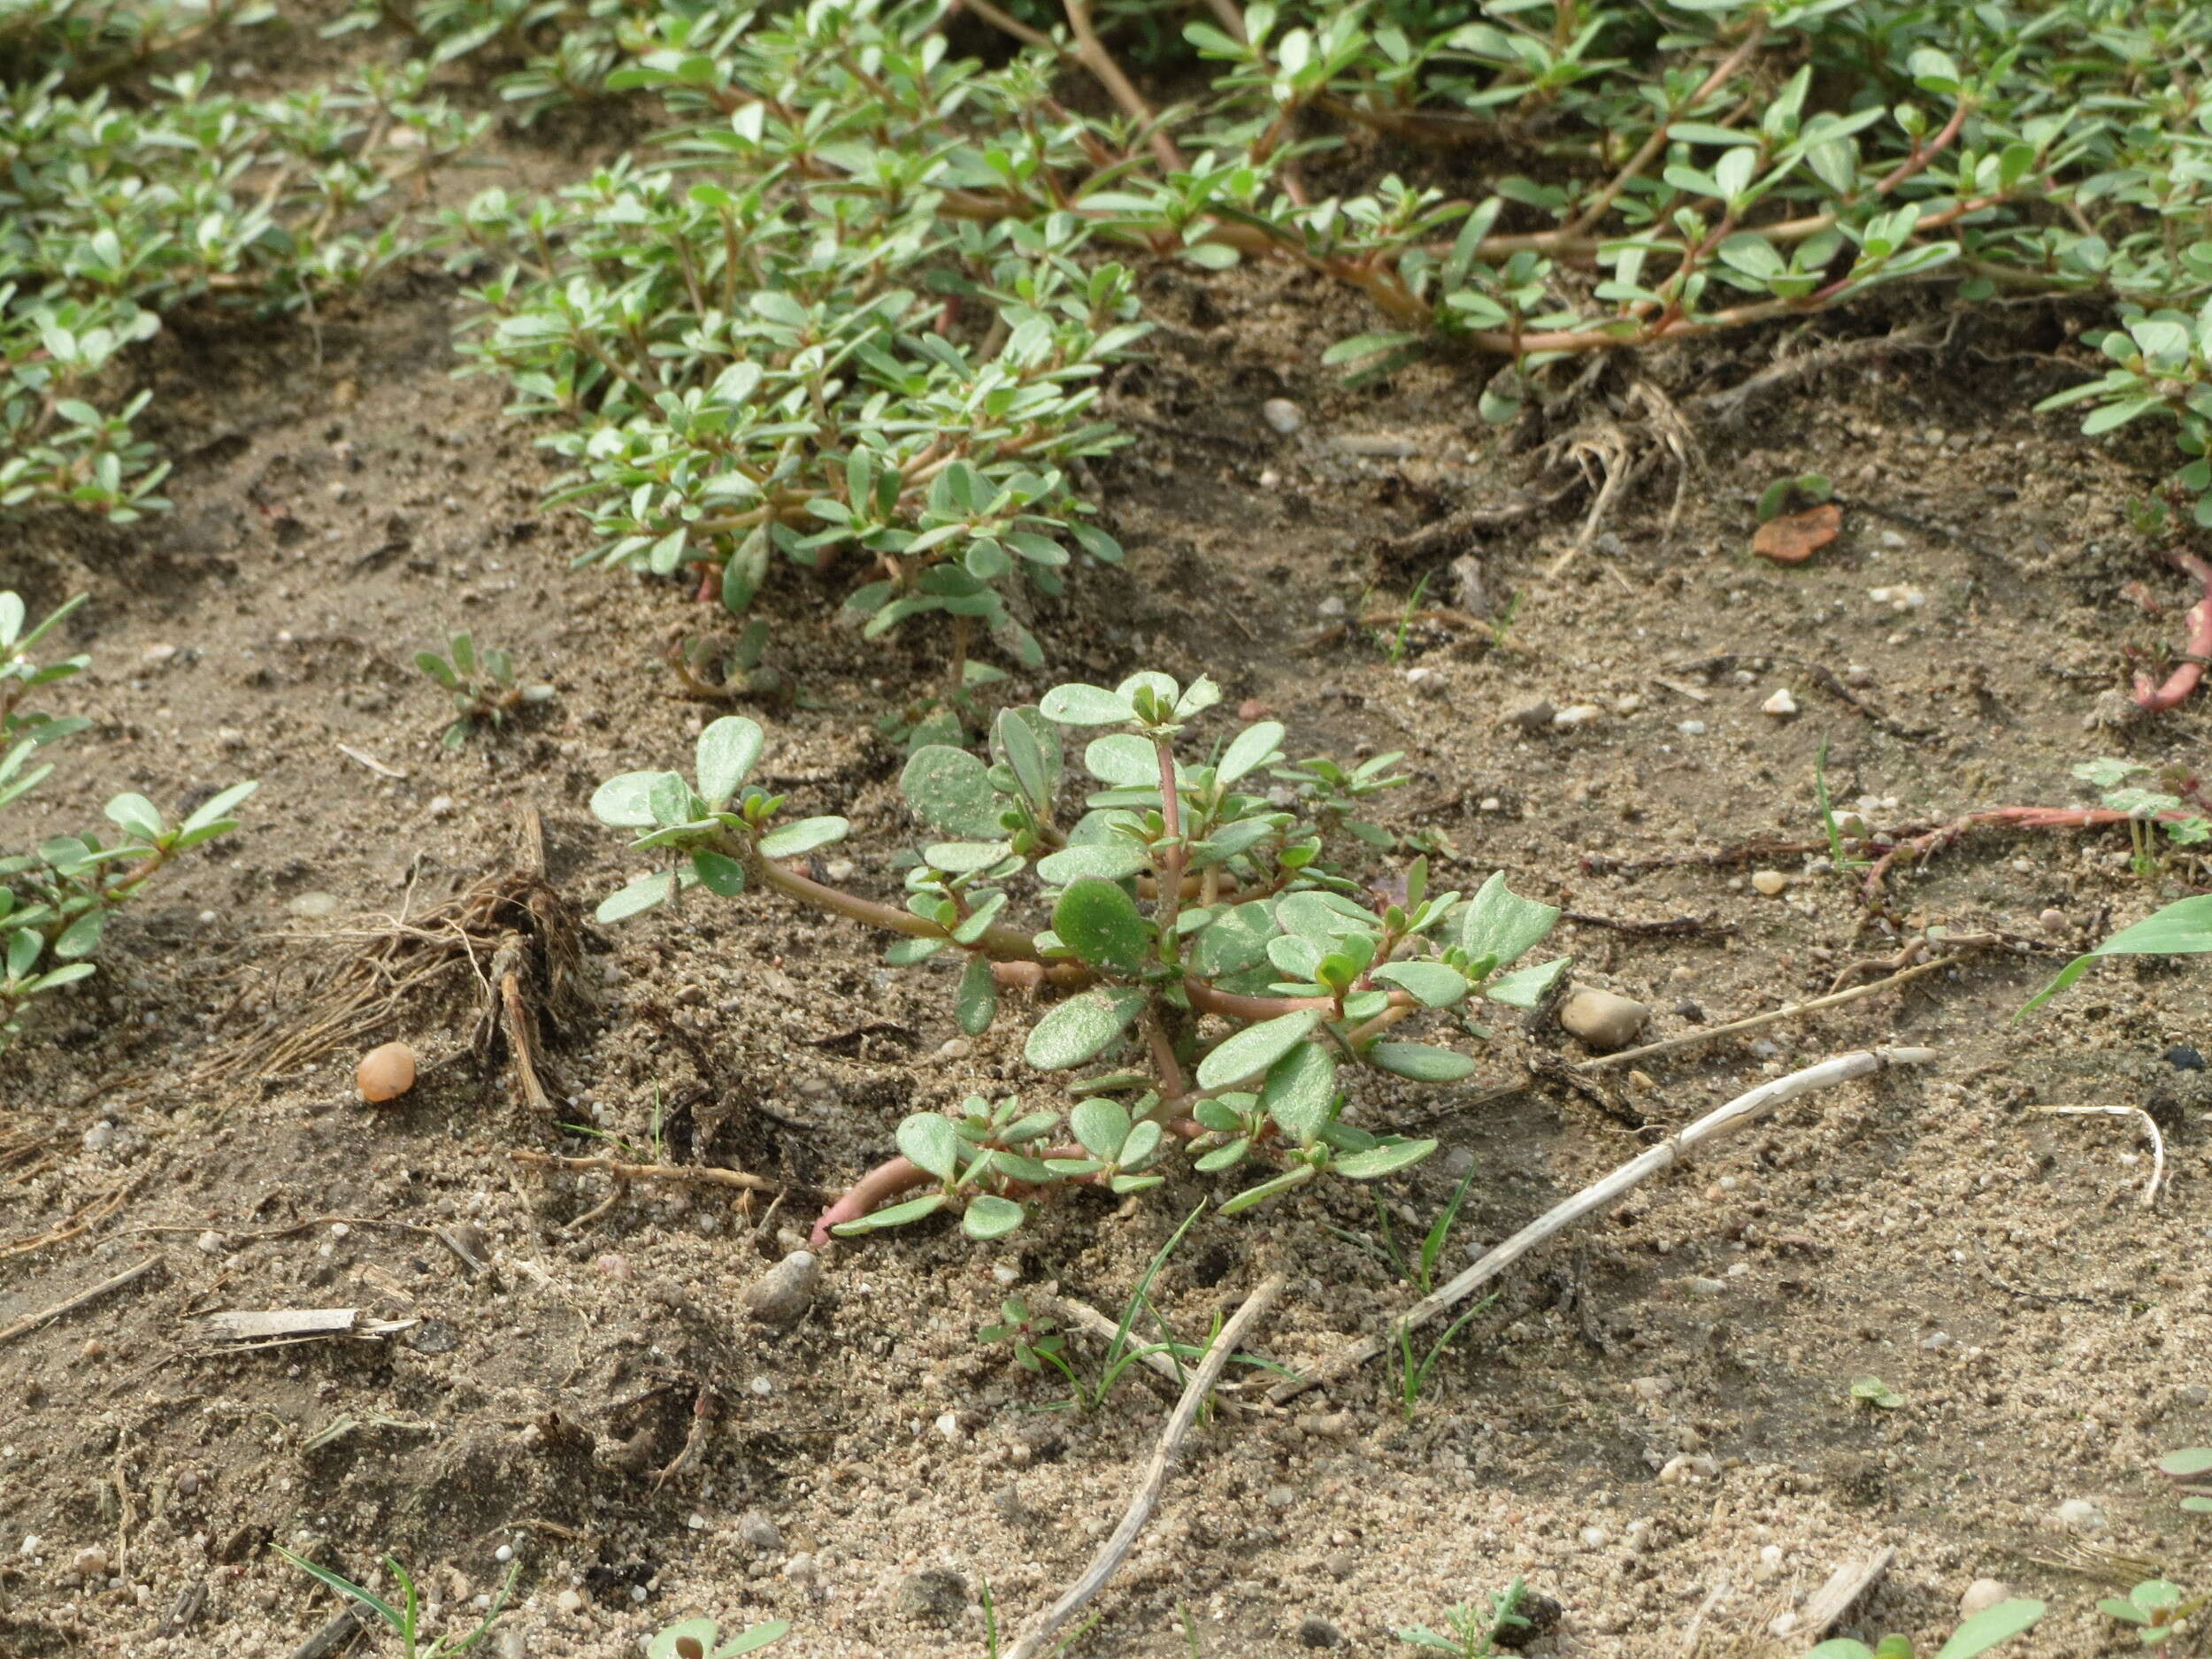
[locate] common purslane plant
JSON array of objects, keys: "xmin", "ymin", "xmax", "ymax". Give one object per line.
[
  {"xmin": 441, "ymin": 2, "xmax": 1141, "ymax": 679},
  {"xmin": 1, "ymin": 24, "xmax": 485, "ymax": 523},
  {"xmin": 588, "ymin": 670, "xmax": 1566, "ymax": 1241},
  {"xmin": 414, "ymin": 631, "xmax": 555, "ymax": 750},
  {"xmin": 2, "ymin": 589, "xmax": 255, "ymax": 1059},
  {"xmin": 1803, "ymin": 1596, "xmax": 2045, "ymax": 1659}
]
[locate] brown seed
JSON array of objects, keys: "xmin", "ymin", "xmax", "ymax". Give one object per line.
[{"xmin": 357, "ymin": 1041, "xmax": 418, "ymax": 1103}]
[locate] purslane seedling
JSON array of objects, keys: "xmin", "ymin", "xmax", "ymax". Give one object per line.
[
  {"xmin": 1805, "ymin": 1597, "xmax": 2046, "ymax": 1659},
  {"xmin": 414, "ymin": 632, "xmax": 555, "ymax": 749},
  {"xmin": 589, "ymin": 671, "xmax": 1567, "ymax": 1242},
  {"xmin": 3, "ymin": 590, "xmax": 256, "ymax": 1062}
]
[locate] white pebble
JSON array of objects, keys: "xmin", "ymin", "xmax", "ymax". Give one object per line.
[
  {"xmin": 2055, "ymin": 1498, "xmax": 2107, "ymax": 1532},
  {"xmin": 495, "ymin": 1544, "xmax": 513, "ymax": 1563},
  {"xmin": 1677, "ymin": 719, "xmax": 1707, "ymax": 736},
  {"xmin": 1551, "ymin": 703, "xmax": 1603, "ymax": 730},
  {"xmin": 1760, "ymin": 688, "xmax": 1798, "ymax": 718},
  {"xmin": 1261, "ymin": 398, "xmax": 1304, "ymax": 435}
]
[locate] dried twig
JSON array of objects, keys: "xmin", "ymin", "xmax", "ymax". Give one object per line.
[
  {"xmin": 2035, "ymin": 1104, "xmax": 2166, "ymax": 1208},
  {"xmin": 1267, "ymin": 1048, "xmax": 1936, "ymax": 1403},
  {"xmin": 1578, "ymin": 951, "xmax": 1968, "ymax": 1072},
  {"xmin": 1792, "ymin": 1548, "xmax": 1896, "ymax": 1649},
  {"xmin": 509, "ymin": 1148, "xmax": 777, "ymax": 1194},
  {"xmin": 0, "ymin": 1254, "xmax": 162, "ymax": 1346},
  {"xmin": 1005, "ymin": 1273, "xmax": 1286, "ymax": 1659}
]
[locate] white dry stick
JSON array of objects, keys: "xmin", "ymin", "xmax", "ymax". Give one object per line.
[
  {"xmin": 1268, "ymin": 1048, "xmax": 1938, "ymax": 1405},
  {"xmin": 1004, "ymin": 1272, "xmax": 1286, "ymax": 1659},
  {"xmin": 2035, "ymin": 1105, "xmax": 2165, "ymax": 1208}
]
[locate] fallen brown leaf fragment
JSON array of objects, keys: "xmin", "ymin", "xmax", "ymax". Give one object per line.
[{"xmin": 1751, "ymin": 501, "xmax": 1843, "ymax": 565}]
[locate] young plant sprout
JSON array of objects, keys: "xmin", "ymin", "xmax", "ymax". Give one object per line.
[
  {"xmin": 3, "ymin": 590, "xmax": 256, "ymax": 1061},
  {"xmin": 590, "ymin": 671, "xmax": 1566, "ymax": 1243},
  {"xmin": 414, "ymin": 632, "xmax": 555, "ymax": 749},
  {"xmin": 1804, "ymin": 1596, "xmax": 2045, "ymax": 1659},
  {"xmin": 648, "ymin": 1616, "xmax": 792, "ymax": 1659}
]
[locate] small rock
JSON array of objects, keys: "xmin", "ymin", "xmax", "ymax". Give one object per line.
[
  {"xmin": 2054, "ymin": 1498, "xmax": 2107, "ymax": 1532},
  {"xmin": 823, "ymin": 857, "xmax": 856, "ymax": 883},
  {"xmin": 195, "ymin": 1230, "xmax": 227, "ymax": 1256},
  {"xmin": 1630, "ymin": 1374, "xmax": 1674, "ymax": 1402},
  {"xmin": 1296, "ymin": 1616, "xmax": 1343, "ymax": 1648},
  {"xmin": 1657, "ymin": 1454, "xmax": 1718, "ymax": 1483},
  {"xmin": 1959, "ymin": 1578, "xmax": 2013, "ymax": 1619},
  {"xmin": 81, "ymin": 1122, "xmax": 114, "ymax": 1153},
  {"xmin": 2164, "ymin": 1044, "xmax": 2205, "ymax": 1072},
  {"xmin": 1750, "ymin": 870, "xmax": 1789, "ymax": 897},
  {"xmin": 1403, "ymin": 666, "xmax": 1447, "ymax": 698},
  {"xmin": 1450, "ymin": 554, "xmax": 1486, "ymax": 617},
  {"xmin": 426, "ymin": 795, "xmax": 455, "ymax": 818},
  {"xmin": 1578, "ymin": 1526, "xmax": 1610, "ymax": 1549},
  {"xmin": 1869, "ymin": 584, "xmax": 1926, "ymax": 611},
  {"xmin": 357, "ymin": 1041, "xmax": 418, "ymax": 1103},
  {"xmin": 937, "ymin": 1038, "xmax": 972, "ymax": 1061},
  {"xmin": 895, "ymin": 1568, "xmax": 967, "ymax": 1624},
  {"xmin": 216, "ymin": 726, "xmax": 248, "ymax": 749},
  {"xmin": 739, "ymin": 1510, "xmax": 783, "ymax": 1553},
  {"xmin": 1261, "ymin": 398, "xmax": 1304, "ymax": 436},
  {"xmin": 781, "ymin": 1553, "xmax": 818, "ymax": 1583},
  {"xmin": 1317, "ymin": 595, "xmax": 1348, "ymax": 619},
  {"xmin": 1503, "ymin": 699, "xmax": 1555, "ymax": 733},
  {"xmin": 1295, "ymin": 1411, "xmax": 1356, "ymax": 1440},
  {"xmin": 1684, "ymin": 1276, "xmax": 1727, "ymax": 1298},
  {"xmin": 1552, "ymin": 703, "xmax": 1603, "ymax": 730},
  {"xmin": 1263, "ymin": 1485, "xmax": 1296, "ymax": 1509},
  {"xmin": 934, "ymin": 1410, "xmax": 964, "ymax": 1444},
  {"xmin": 286, "ymin": 891, "xmax": 342, "ymax": 919},
  {"xmin": 1760, "ymin": 688, "xmax": 1799, "ymax": 718},
  {"xmin": 592, "ymin": 1253, "xmax": 632, "ymax": 1281},
  {"xmin": 555, "ymin": 1588, "xmax": 585, "ymax": 1615},
  {"xmin": 1677, "ymin": 719, "xmax": 1708, "ymax": 736},
  {"xmin": 70, "ymin": 1546, "xmax": 109, "ymax": 1578},
  {"xmin": 741, "ymin": 1249, "xmax": 820, "ymax": 1328},
  {"xmin": 2039, "ymin": 908, "xmax": 2068, "ymax": 934},
  {"xmin": 1559, "ymin": 987, "xmax": 1651, "ymax": 1052},
  {"xmin": 142, "ymin": 644, "xmax": 180, "ymax": 667},
  {"xmin": 1440, "ymin": 1147, "xmax": 1475, "ymax": 1177}
]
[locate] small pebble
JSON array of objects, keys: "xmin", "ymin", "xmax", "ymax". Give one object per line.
[
  {"xmin": 1959, "ymin": 1579, "xmax": 2013, "ymax": 1618},
  {"xmin": 1750, "ymin": 870, "xmax": 1789, "ymax": 896},
  {"xmin": 1261, "ymin": 398, "xmax": 1304, "ymax": 436},
  {"xmin": 2164, "ymin": 1044, "xmax": 2205, "ymax": 1072},
  {"xmin": 141, "ymin": 644, "xmax": 179, "ymax": 667},
  {"xmin": 286, "ymin": 891, "xmax": 342, "ymax": 919},
  {"xmin": 81, "ymin": 1122, "xmax": 114, "ymax": 1152},
  {"xmin": 70, "ymin": 1546, "xmax": 108, "ymax": 1577},
  {"xmin": 1403, "ymin": 666, "xmax": 1446, "ymax": 698},
  {"xmin": 2039, "ymin": 908, "xmax": 2068, "ymax": 934},
  {"xmin": 426, "ymin": 795, "xmax": 455, "ymax": 818},
  {"xmin": 1296, "ymin": 1616, "xmax": 1343, "ymax": 1648},
  {"xmin": 937, "ymin": 1038, "xmax": 972, "ymax": 1061},
  {"xmin": 1760, "ymin": 688, "xmax": 1798, "ymax": 718},
  {"xmin": 1317, "ymin": 596, "xmax": 1348, "ymax": 619},
  {"xmin": 1677, "ymin": 719, "xmax": 1708, "ymax": 736},
  {"xmin": 1578, "ymin": 1526, "xmax": 1609, "ymax": 1550},
  {"xmin": 1657, "ymin": 1454, "xmax": 1717, "ymax": 1483},
  {"xmin": 741, "ymin": 1249, "xmax": 820, "ymax": 1328},
  {"xmin": 1684, "ymin": 1276, "xmax": 1727, "ymax": 1298},
  {"xmin": 1558, "ymin": 987, "xmax": 1651, "ymax": 1052},
  {"xmin": 2054, "ymin": 1497, "xmax": 2107, "ymax": 1532},
  {"xmin": 195, "ymin": 1230, "xmax": 227, "ymax": 1256},
  {"xmin": 1503, "ymin": 699, "xmax": 1555, "ymax": 733},
  {"xmin": 555, "ymin": 1588, "xmax": 585, "ymax": 1615},
  {"xmin": 739, "ymin": 1511, "xmax": 783, "ymax": 1552},
  {"xmin": 782, "ymin": 1553, "xmax": 818, "ymax": 1583},
  {"xmin": 495, "ymin": 1544, "xmax": 513, "ymax": 1563},
  {"xmin": 357, "ymin": 1041, "xmax": 418, "ymax": 1103},
  {"xmin": 1551, "ymin": 703, "xmax": 1603, "ymax": 730}
]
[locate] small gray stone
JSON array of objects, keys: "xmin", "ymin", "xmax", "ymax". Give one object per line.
[
  {"xmin": 1551, "ymin": 703, "xmax": 1603, "ymax": 730},
  {"xmin": 741, "ymin": 1250, "xmax": 819, "ymax": 1327},
  {"xmin": 286, "ymin": 891, "xmax": 342, "ymax": 919},
  {"xmin": 896, "ymin": 1568, "xmax": 968, "ymax": 1624},
  {"xmin": 1297, "ymin": 1616, "xmax": 1343, "ymax": 1648},
  {"xmin": 1503, "ymin": 699, "xmax": 1555, "ymax": 733},
  {"xmin": 1261, "ymin": 398, "xmax": 1304, "ymax": 436},
  {"xmin": 738, "ymin": 1509, "xmax": 782, "ymax": 1552},
  {"xmin": 1450, "ymin": 553, "xmax": 1487, "ymax": 617},
  {"xmin": 1558, "ymin": 987, "xmax": 1651, "ymax": 1053},
  {"xmin": 1959, "ymin": 1578, "xmax": 2013, "ymax": 1619}
]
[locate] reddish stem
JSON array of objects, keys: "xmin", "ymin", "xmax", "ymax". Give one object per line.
[
  {"xmin": 1860, "ymin": 804, "xmax": 2200, "ymax": 898},
  {"xmin": 2134, "ymin": 551, "xmax": 2212, "ymax": 713}
]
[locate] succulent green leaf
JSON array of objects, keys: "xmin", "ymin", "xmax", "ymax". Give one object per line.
[
  {"xmin": 896, "ymin": 1114, "xmax": 962, "ymax": 1184},
  {"xmin": 1932, "ymin": 1599, "xmax": 2046, "ymax": 1659},
  {"xmin": 1053, "ymin": 878, "xmax": 1151, "ymax": 972},
  {"xmin": 757, "ymin": 817, "xmax": 849, "ymax": 859},
  {"xmin": 956, "ymin": 953, "xmax": 997, "ymax": 1034},
  {"xmin": 829, "ymin": 1193, "xmax": 948, "ymax": 1235},
  {"xmin": 1483, "ymin": 956, "xmax": 1570, "ymax": 1008},
  {"xmin": 1371, "ymin": 962, "xmax": 1470, "ymax": 1008},
  {"xmin": 2022, "ymin": 895, "xmax": 2212, "ymax": 1015},
  {"xmin": 1188, "ymin": 902, "xmax": 1275, "ymax": 978},
  {"xmin": 1367, "ymin": 1042, "xmax": 1476, "ymax": 1081},
  {"xmin": 1040, "ymin": 683, "xmax": 1136, "ymax": 726},
  {"xmin": 696, "ymin": 717, "xmax": 764, "ymax": 807},
  {"xmin": 103, "ymin": 794, "xmax": 165, "ymax": 841},
  {"xmin": 1070, "ymin": 1096, "xmax": 1130, "ymax": 1160},
  {"xmin": 1036, "ymin": 841, "xmax": 1150, "ymax": 885},
  {"xmin": 962, "ymin": 1194, "xmax": 1026, "ymax": 1240},
  {"xmin": 1217, "ymin": 721, "xmax": 1285, "ymax": 785},
  {"xmin": 1196, "ymin": 1009, "xmax": 1321, "ymax": 1090},
  {"xmin": 901, "ymin": 745, "xmax": 1004, "ymax": 839},
  {"xmin": 692, "ymin": 850, "xmax": 747, "ymax": 896},
  {"xmin": 1332, "ymin": 1140, "xmax": 1436, "ymax": 1179},
  {"xmin": 1258, "ymin": 1041, "xmax": 1335, "ymax": 1144},
  {"xmin": 593, "ymin": 771, "xmax": 683, "ymax": 829},
  {"xmin": 1024, "ymin": 987, "xmax": 1148, "ymax": 1069},
  {"xmin": 179, "ymin": 781, "xmax": 257, "ymax": 835},
  {"xmin": 1458, "ymin": 872, "xmax": 1560, "ymax": 968}
]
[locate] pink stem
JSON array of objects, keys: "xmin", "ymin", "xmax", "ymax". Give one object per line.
[{"xmin": 2134, "ymin": 551, "xmax": 2212, "ymax": 713}]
